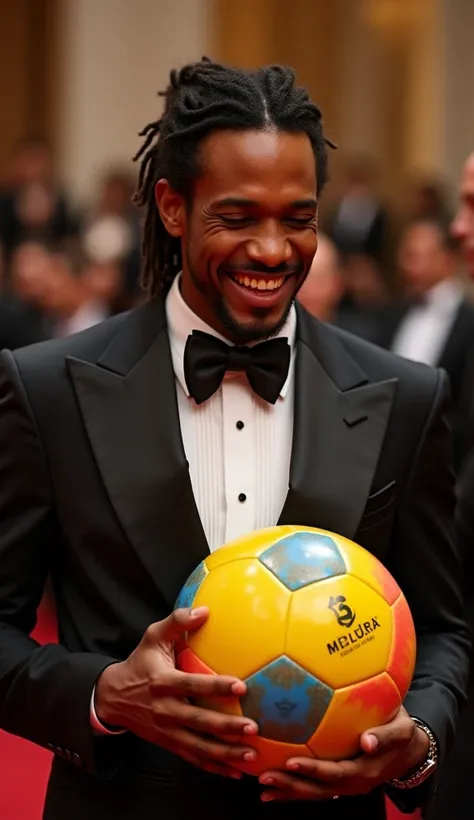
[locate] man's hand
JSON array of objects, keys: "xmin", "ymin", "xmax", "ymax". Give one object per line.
[
  {"xmin": 95, "ymin": 606, "xmax": 258, "ymax": 779},
  {"xmin": 258, "ymin": 706, "xmax": 430, "ymax": 802}
]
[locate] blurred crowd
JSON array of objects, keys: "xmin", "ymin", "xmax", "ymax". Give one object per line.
[
  {"xmin": 0, "ymin": 137, "xmax": 142, "ymax": 352},
  {"xmin": 1, "ymin": 139, "xmax": 474, "ymax": 472}
]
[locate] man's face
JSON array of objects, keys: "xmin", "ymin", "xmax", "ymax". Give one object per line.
[
  {"xmin": 452, "ymin": 154, "xmax": 474, "ymax": 276},
  {"xmin": 156, "ymin": 129, "xmax": 318, "ymax": 343}
]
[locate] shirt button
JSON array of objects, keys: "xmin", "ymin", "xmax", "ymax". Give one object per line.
[
  {"xmin": 236, "ymin": 420, "xmax": 244, "ymax": 430},
  {"xmin": 238, "ymin": 493, "xmax": 247, "ymax": 503}
]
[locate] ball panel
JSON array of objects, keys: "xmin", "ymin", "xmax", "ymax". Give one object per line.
[
  {"xmin": 205, "ymin": 526, "xmax": 301, "ymax": 572},
  {"xmin": 307, "ymin": 672, "xmax": 401, "ymax": 760},
  {"xmin": 188, "ymin": 559, "xmax": 290, "ymax": 678},
  {"xmin": 387, "ymin": 594, "xmax": 417, "ymax": 698},
  {"xmin": 176, "ymin": 647, "xmax": 243, "ymax": 717},
  {"xmin": 259, "ymin": 531, "xmax": 346, "ymax": 592},
  {"xmin": 336, "ymin": 536, "xmax": 400, "ymax": 605},
  {"xmin": 235, "ymin": 736, "xmax": 313, "ymax": 777},
  {"xmin": 174, "ymin": 560, "xmax": 208, "ymax": 610},
  {"xmin": 286, "ymin": 574, "xmax": 393, "ymax": 689},
  {"xmin": 241, "ymin": 656, "xmax": 333, "ymax": 744}
]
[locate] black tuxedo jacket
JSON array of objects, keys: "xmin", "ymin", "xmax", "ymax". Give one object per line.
[
  {"xmin": 0, "ymin": 298, "xmax": 469, "ymax": 820},
  {"xmin": 377, "ymin": 298, "xmax": 474, "ymax": 469}
]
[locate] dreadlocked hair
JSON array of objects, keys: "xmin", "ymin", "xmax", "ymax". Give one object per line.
[{"xmin": 133, "ymin": 57, "xmax": 335, "ymax": 297}]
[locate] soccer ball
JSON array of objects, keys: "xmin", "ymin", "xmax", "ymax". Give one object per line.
[{"xmin": 175, "ymin": 525, "xmax": 416, "ymax": 776}]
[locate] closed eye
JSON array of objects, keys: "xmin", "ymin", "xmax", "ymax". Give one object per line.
[{"xmin": 220, "ymin": 215, "xmax": 252, "ymax": 226}]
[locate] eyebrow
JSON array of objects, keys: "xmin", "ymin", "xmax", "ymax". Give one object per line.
[{"xmin": 212, "ymin": 196, "xmax": 318, "ymax": 209}]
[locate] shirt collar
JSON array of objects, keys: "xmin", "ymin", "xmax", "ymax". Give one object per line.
[
  {"xmin": 165, "ymin": 274, "xmax": 296, "ymax": 399},
  {"xmin": 424, "ymin": 278, "xmax": 464, "ymax": 312}
]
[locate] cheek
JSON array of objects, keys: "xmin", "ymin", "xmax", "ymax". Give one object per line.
[{"xmin": 294, "ymin": 231, "xmax": 318, "ymax": 261}]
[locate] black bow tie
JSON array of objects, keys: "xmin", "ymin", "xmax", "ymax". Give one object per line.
[{"xmin": 183, "ymin": 330, "xmax": 291, "ymax": 405}]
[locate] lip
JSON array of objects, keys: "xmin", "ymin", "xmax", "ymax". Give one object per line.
[{"xmin": 224, "ymin": 271, "xmax": 296, "ymax": 309}]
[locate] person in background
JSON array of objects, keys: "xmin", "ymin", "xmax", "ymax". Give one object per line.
[
  {"xmin": 41, "ymin": 250, "xmax": 114, "ymax": 337},
  {"xmin": 427, "ymin": 150, "xmax": 474, "ymax": 820},
  {"xmin": 0, "ymin": 240, "xmax": 52, "ymax": 350},
  {"xmin": 82, "ymin": 168, "xmax": 141, "ymax": 309},
  {"xmin": 325, "ymin": 156, "xmax": 389, "ymax": 265},
  {"xmin": 297, "ymin": 232, "xmax": 343, "ymax": 321},
  {"xmin": 380, "ymin": 219, "xmax": 474, "ymax": 469},
  {"xmin": 0, "ymin": 137, "xmax": 80, "ymax": 267}
]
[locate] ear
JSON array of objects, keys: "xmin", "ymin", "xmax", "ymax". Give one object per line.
[{"xmin": 155, "ymin": 179, "xmax": 186, "ymax": 237}]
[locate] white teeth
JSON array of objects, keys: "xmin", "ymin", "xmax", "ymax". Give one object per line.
[{"xmin": 233, "ymin": 274, "xmax": 284, "ymax": 291}]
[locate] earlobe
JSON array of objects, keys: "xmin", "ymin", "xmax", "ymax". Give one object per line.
[{"xmin": 154, "ymin": 179, "xmax": 184, "ymax": 237}]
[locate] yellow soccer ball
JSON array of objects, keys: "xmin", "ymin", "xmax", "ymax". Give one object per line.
[{"xmin": 175, "ymin": 526, "xmax": 416, "ymax": 776}]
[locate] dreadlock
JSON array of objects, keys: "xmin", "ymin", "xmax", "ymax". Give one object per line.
[{"xmin": 133, "ymin": 57, "xmax": 335, "ymax": 297}]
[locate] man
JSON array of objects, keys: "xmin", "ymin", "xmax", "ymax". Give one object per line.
[
  {"xmin": 427, "ymin": 152, "xmax": 474, "ymax": 820},
  {"xmin": 379, "ymin": 219, "xmax": 474, "ymax": 469},
  {"xmin": 296, "ymin": 232, "xmax": 344, "ymax": 320},
  {"xmin": 0, "ymin": 60, "xmax": 469, "ymax": 820}
]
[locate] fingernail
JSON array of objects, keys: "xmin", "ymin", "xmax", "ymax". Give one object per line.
[
  {"xmin": 243, "ymin": 723, "xmax": 257, "ymax": 734},
  {"xmin": 260, "ymin": 776, "xmax": 273, "ymax": 785},
  {"xmin": 230, "ymin": 772, "xmax": 242, "ymax": 779},
  {"xmin": 261, "ymin": 793, "xmax": 275, "ymax": 802},
  {"xmin": 231, "ymin": 681, "xmax": 246, "ymax": 695},
  {"xmin": 365, "ymin": 733, "xmax": 378, "ymax": 751},
  {"xmin": 190, "ymin": 606, "xmax": 207, "ymax": 617},
  {"xmin": 244, "ymin": 751, "xmax": 256, "ymax": 762},
  {"xmin": 286, "ymin": 760, "xmax": 299, "ymax": 770}
]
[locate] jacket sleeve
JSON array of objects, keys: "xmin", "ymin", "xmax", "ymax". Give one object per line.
[
  {"xmin": 384, "ymin": 369, "xmax": 471, "ymax": 814},
  {"xmin": 0, "ymin": 349, "xmax": 124, "ymax": 776}
]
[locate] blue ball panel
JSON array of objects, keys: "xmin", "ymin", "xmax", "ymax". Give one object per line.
[
  {"xmin": 241, "ymin": 656, "xmax": 333, "ymax": 744},
  {"xmin": 174, "ymin": 561, "xmax": 207, "ymax": 610},
  {"xmin": 259, "ymin": 531, "xmax": 346, "ymax": 591}
]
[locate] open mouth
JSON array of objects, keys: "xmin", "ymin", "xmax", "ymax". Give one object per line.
[{"xmin": 229, "ymin": 273, "xmax": 286, "ymax": 292}]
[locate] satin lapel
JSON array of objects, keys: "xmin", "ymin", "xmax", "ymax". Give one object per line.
[
  {"xmin": 67, "ymin": 299, "xmax": 208, "ymax": 610},
  {"xmin": 279, "ymin": 309, "xmax": 397, "ymax": 539}
]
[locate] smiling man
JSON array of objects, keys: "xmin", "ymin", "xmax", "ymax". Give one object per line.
[{"xmin": 0, "ymin": 59, "xmax": 469, "ymax": 820}]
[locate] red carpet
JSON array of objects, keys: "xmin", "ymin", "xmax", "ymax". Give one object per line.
[{"xmin": 0, "ymin": 604, "xmax": 417, "ymax": 819}]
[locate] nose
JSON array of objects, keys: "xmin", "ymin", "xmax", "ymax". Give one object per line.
[{"xmin": 246, "ymin": 222, "xmax": 292, "ymax": 268}]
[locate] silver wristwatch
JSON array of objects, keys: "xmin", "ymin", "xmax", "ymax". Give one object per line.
[{"xmin": 389, "ymin": 717, "xmax": 438, "ymax": 790}]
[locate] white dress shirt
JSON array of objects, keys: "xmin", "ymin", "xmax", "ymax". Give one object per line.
[
  {"xmin": 390, "ymin": 278, "xmax": 464, "ymax": 366},
  {"xmin": 91, "ymin": 275, "xmax": 297, "ymax": 732}
]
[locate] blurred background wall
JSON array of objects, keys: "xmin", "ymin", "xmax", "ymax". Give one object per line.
[{"xmin": 2, "ymin": 0, "xmax": 473, "ymax": 208}]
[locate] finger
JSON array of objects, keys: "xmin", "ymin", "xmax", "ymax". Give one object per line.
[
  {"xmin": 146, "ymin": 607, "xmax": 209, "ymax": 646},
  {"xmin": 259, "ymin": 772, "xmax": 335, "ymax": 802},
  {"xmin": 156, "ymin": 667, "xmax": 247, "ymax": 698},
  {"xmin": 164, "ymin": 725, "xmax": 258, "ymax": 765},
  {"xmin": 161, "ymin": 699, "xmax": 258, "ymax": 737},
  {"xmin": 285, "ymin": 757, "xmax": 349, "ymax": 783},
  {"xmin": 360, "ymin": 707, "xmax": 415, "ymax": 754}
]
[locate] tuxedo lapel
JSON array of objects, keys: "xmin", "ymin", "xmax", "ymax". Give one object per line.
[
  {"xmin": 67, "ymin": 298, "xmax": 208, "ymax": 610},
  {"xmin": 279, "ymin": 308, "xmax": 397, "ymax": 539}
]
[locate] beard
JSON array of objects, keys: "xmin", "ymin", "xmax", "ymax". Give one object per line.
[{"xmin": 185, "ymin": 247, "xmax": 298, "ymax": 344}]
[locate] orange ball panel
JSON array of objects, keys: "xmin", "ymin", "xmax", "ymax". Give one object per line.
[
  {"xmin": 307, "ymin": 672, "xmax": 401, "ymax": 760},
  {"xmin": 387, "ymin": 595, "xmax": 417, "ymax": 698},
  {"xmin": 337, "ymin": 536, "xmax": 401, "ymax": 605}
]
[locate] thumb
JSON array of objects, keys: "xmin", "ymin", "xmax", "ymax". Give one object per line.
[
  {"xmin": 361, "ymin": 710, "xmax": 413, "ymax": 755},
  {"xmin": 147, "ymin": 606, "xmax": 209, "ymax": 645}
]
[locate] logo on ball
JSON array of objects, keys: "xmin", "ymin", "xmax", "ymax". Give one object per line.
[{"xmin": 328, "ymin": 595, "xmax": 356, "ymax": 628}]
